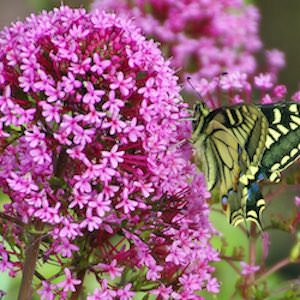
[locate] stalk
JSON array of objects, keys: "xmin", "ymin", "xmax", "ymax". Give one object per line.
[
  {"xmin": 17, "ymin": 234, "xmax": 41, "ymax": 300},
  {"xmin": 70, "ymin": 269, "xmax": 87, "ymax": 300}
]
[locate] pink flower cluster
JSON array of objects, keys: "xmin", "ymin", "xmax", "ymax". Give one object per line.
[
  {"xmin": 92, "ymin": 0, "xmax": 284, "ymax": 86},
  {"xmin": 190, "ymin": 70, "xmax": 300, "ymax": 108},
  {"xmin": 0, "ymin": 6, "xmax": 219, "ymax": 298}
]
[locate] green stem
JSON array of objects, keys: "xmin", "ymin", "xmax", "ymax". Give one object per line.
[
  {"xmin": 17, "ymin": 234, "xmax": 41, "ymax": 300},
  {"xmin": 240, "ymin": 223, "xmax": 257, "ymax": 300},
  {"xmin": 248, "ymin": 223, "xmax": 257, "ymax": 282},
  {"xmin": 254, "ymin": 258, "xmax": 300, "ymax": 285}
]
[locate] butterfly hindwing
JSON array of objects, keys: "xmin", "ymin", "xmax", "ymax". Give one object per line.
[
  {"xmin": 259, "ymin": 102, "xmax": 300, "ymax": 182},
  {"xmin": 244, "ymin": 181, "xmax": 265, "ymax": 229}
]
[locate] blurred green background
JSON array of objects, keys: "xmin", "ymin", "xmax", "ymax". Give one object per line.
[{"xmin": 0, "ymin": 0, "xmax": 299, "ymax": 299}]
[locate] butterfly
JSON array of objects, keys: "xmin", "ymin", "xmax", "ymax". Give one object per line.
[{"xmin": 191, "ymin": 101, "xmax": 300, "ymax": 228}]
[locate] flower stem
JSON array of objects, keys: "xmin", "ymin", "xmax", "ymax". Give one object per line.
[
  {"xmin": 17, "ymin": 234, "xmax": 41, "ymax": 300},
  {"xmin": 254, "ymin": 258, "xmax": 300, "ymax": 285},
  {"xmin": 70, "ymin": 269, "xmax": 87, "ymax": 300},
  {"xmin": 248, "ymin": 223, "xmax": 257, "ymax": 282},
  {"xmin": 241, "ymin": 223, "xmax": 257, "ymax": 299}
]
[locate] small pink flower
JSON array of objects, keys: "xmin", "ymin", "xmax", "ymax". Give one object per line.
[
  {"xmin": 87, "ymin": 280, "xmax": 116, "ymax": 300},
  {"xmin": 116, "ymin": 197, "xmax": 138, "ymax": 214},
  {"xmin": 40, "ymin": 101, "xmax": 61, "ymax": 123},
  {"xmin": 292, "ymin": 91, "xmax": 300, "ymax": 102},
  {"xmin": 102, "ymin": 145, "xmax": 125, "ymax": 168},
  {"xmin": 25, "ymin": 126, "xmax": 46, "ymax": 148},
  {"xmin": 273, "ymin": 85, "xmax": 287, "ymax": 99},
  {"xmin": 57, "ymin": 268, "xmax": 81, "ymax": 292},
  {"xmin": 82, "ymin": 81, "xmax": 105, "ymax": 106},
  {"xmin": 62, "ymin": 72, "xmax": 82, "ymax": 93},
  {"xmin": 151, "ymin": 284, "xmax": 173, "ymax": 300},
  {"xmin": 146, "ymin": 263, "xmax": 163, "ymax": 280},
  {"xmin": 254, "ymin": 73, "xmax": 273, "ymax": 89},
  {"xmin": 266, "ymin": 49, "xmax": 285, "ymax": 70},
  {"xmin": 295, "ymin": 196, "xmax": 300, "ymax": 207},
  {"xmin": 102, "ymin": 115, "xmax": 126, "ymax": 135},
  {"xmin": 88, "ymin": 192, "xmax": 111, "ymax": 217},
  {"xmin": 70, "ymin": 57, "xmax": 92, "ymax": 75},
  {"xmin": 80, "ymin": 208, "xmax": 103, "ymax": 231},
  {"xmin": 69, "ymin": 24, "xmax": 90, "ymax": 39},
  {"xmin": 69, "ymin": 193, "xmax": 90, "ymax": 209},
  {"xmin": 96, "ymin": 259, "xmax": 123, "ymax": 279},
  {"xmin": 59, "ymin": 218, "xmax": 81, "ymax": 239},
  {"xmin": 45, "ymin": 83, "xmax": 65, "ymax": 103},
  {"xmin": 123, "ymin": 118, "xmax": 144, "ymax": 142},
  {"xmin": 240, "ymin": 262, "xmax": 260, "ymax": 276},
  {"xmin": 261, "ymin": 94, "xmax": 273, "ymax": 104},
  {"xmin": 117, "ymin": 283, "xmax": 135, "ymax": 300},
  {"xmin": 206, "ymin": 277, "xmax": 220, "ymax": 294},
  {"xmin": 91, "ymin": 53, "xmax": 111, "ymax": 76},
  {"xmin": 55, "ymin": 238, "xmax": 79, "ymax": 258},
  {"xmin": 138, "ymin": 77, "xmax": 157, "ymax": 98},
  {"xmin": 110, "ymin": 72, "xmax": 135, "ymax": 97},
  {"xmin": 37, "ymin": 281, "xmax": 55, "ymax": 300},
  {"xmin": 219, "ymin": 72, "xmax": 248, "ymax": 91},
  {"xmin": 102, "ymin": 91, "xmax": 124, "ymax": 115},
  {"xmin": 133, "ymin": 180, "xmax": 154, "ymax": 198}
]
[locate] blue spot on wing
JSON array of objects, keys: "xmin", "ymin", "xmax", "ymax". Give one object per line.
[
  {"xmin": 256, "ymin": 171, "xmax": 265, "ymax": 181},
  {"xmin": 247, "ymin": 182, "xmax": 259, "ymax": 200},
  {"xmin": 238, "ymin": 145, "xmax": 242, "ymax": 155},
  {"xmin": 221, "ymin": 196, "xmax": 228, "ymax": 207}
]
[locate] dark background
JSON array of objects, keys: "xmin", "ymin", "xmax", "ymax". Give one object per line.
[{"xmin": 257, "ymin": 0, "xmax": 300, "ymax": 94}]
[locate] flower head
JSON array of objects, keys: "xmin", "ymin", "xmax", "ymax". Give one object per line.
[
  {"xmin": 0, "ymin": 5, "xmax": 218, "ymax": 298},
  {"xmin": 193, "ymin": 71, "xmax": 288, "ymax": 108},
  {"xmin": 92, "ymin": 0, "xmax": 284, "ymax": 87}
]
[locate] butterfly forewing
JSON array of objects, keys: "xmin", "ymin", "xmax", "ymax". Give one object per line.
[{"xmin": 212, "ymin": 105, "xmax": 268, "ymax": 166}]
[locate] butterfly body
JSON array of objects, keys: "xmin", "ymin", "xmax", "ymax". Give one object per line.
[{"xmin": 192, "ymin": 101, "xmax": 300, "ymax": 227}]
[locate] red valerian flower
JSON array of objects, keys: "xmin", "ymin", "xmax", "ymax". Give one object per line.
[
  {"xmin": 92, "ymin": 0, "xmax": 285, "ymax": 88},
  {"xmin": 0, "ymin": 6, "xmax": 218, "ymax": 298}
]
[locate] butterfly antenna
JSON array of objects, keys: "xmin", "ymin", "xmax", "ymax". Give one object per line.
[
  {"xmin": 169, "ymin": 139, "xmax": 188, "ymax": 151},
  {"xmin": 179, "ymin": 117, "xmax": 196, "ymax": 121},
  {"xmin": 220, "ymin": 72, "xmax": 228, "ymax": 76},
  {"xmin": 186, "ymin": 76, "xmax": 203, "ymax": 100}
]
